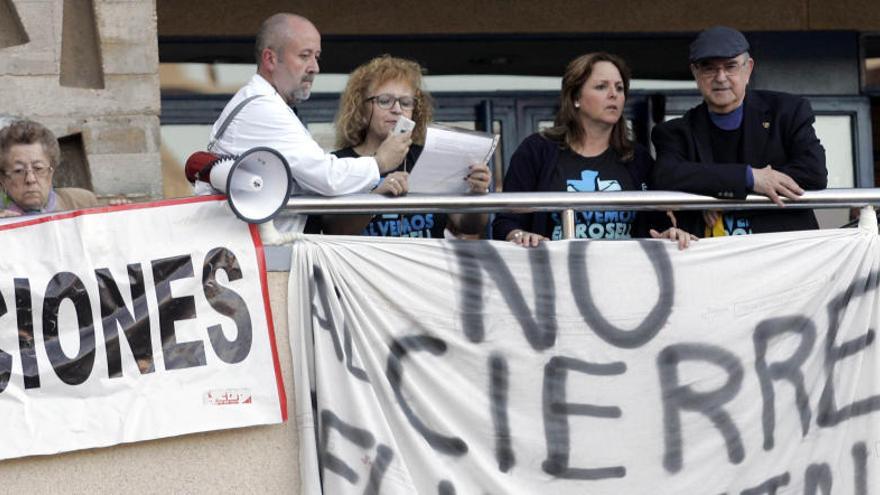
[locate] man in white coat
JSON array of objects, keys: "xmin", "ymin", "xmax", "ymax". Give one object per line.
[{"xmin": 205, "ymin": 13, "xmax": 411, "ymax": 232}]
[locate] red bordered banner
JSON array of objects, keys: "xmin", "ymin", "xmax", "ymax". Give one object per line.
[{"xmin": 0, "ymin": 197, "xmax": 285, "ymax": 459}]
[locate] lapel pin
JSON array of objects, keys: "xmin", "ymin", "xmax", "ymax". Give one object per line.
[{"xmin": 762, "ymin": 121, "xmax": 770, "ymax": 129}]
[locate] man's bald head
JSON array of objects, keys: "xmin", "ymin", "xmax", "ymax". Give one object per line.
[
  {"xmin": 254, "ymin": 13, "xmax": 317, "ymax": 64},
  {"xmin": 254, "ymin": 13, "xmax": 322, "ymax": 104}
]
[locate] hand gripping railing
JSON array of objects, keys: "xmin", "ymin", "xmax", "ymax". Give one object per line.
[{"xmin": 281, "ymin": 188, "xmax": 880, "ymax": 240}]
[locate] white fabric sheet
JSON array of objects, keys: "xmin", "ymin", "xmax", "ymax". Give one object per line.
[{"xmin": 290, "ymin": 227, "xmax": 880, "ymax": 494}]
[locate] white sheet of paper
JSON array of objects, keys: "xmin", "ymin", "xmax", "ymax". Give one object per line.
[{"xmin": 408, "ymin": 124, "xmax": 498, "ymax": 193}]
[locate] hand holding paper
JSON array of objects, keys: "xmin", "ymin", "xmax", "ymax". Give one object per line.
[{"xmin": 465, "ymin": 163, "xmax": 491, "ymax": 193}]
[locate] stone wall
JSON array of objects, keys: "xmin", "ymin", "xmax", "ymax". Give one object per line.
[{"xmin": 0, "ymin": 0, "xmax": 161, "ymax": 199}]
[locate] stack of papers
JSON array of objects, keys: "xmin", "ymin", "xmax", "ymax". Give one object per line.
[{"xmin": 407, "ymin": 124, "xmax": 499, "ymax": 194}]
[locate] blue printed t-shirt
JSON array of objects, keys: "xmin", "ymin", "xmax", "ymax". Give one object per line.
[
  {"xmin": 708, "ymin": 122, "xmax": 752, "ymax": 236},
  {"xmin": 334, "ymin": 145, "xmax": 447, "ymax": 238},
  {"xmin": 549, "ymin": 147, "xmax": 641, "ymax": 240}
]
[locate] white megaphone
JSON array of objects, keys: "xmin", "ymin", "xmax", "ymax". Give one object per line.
[{"xmin": 208, "ymin": 147, "xmax": 292, "ymax": 223}]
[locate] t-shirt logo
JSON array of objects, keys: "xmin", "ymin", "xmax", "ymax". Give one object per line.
[
  {"xmin": 598, "ymin": 179, "xmax": 622, "ymax": 192},
  {"xmin": 566, "ymin": 170, "xmax": 621, "ymax": 192},
  {"xmin": 553, "ymin": 168, "xmax": 633, "ymax": 240},
  {"xmin": 364, "ymin": 213, "xmax": 437, "ymax": 237}
]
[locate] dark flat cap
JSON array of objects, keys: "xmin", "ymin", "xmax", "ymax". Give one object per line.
[{"xmin": 689, "ymin": 26, "xmax": 749, "ymax": 63}]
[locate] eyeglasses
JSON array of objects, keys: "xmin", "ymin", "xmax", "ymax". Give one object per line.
[
  {"xmin": 367, "ymin": 94, "xmax": 417, "ymax": 110},
  {"xmin": 3, "ymin": 163, "xmax": 53, "ymax": 182},
  {"xmin": 695, "ymin": 60, "xmax": 747, "ymax": 79}
]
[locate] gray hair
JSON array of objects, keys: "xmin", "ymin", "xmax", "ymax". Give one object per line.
[{"xmin": 0, "ymin": 114, "xmax": 18, "ymax": 131}]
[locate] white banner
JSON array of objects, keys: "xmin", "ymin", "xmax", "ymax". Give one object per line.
[
  {"xmin": 290, "ymin": 227, "xmax": 880, "ymax": 494},
  {"xmin": 0, "ymin": 197, "xmax": 285, "ymax": 459}
]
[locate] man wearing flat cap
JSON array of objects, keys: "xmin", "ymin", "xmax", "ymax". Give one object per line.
[{"xmin": 652, "ymin": 26, "xmax": 827, "ymax": 236}]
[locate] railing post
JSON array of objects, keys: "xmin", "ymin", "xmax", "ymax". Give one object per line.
[{"xmin": 562, "ymin": 209, "xmax": 575, "ymax": 239}]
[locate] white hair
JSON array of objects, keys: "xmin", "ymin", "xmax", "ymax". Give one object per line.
[{"xmin": 0, "ymin": 114, "xmax": 18, "ymax": 131}]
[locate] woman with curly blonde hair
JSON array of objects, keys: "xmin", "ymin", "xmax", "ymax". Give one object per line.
[
  {"xmin": 310, "ymin": 55, "xmax": 490, "ymax": 238},
  {"xmin": 335, "ymin": 55, "xmax": 433, "ymax": 150}
]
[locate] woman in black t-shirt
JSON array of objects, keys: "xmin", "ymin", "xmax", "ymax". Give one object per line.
[
  {"xmin": 307, "ymin": 55, "xmax": 490, "ymax": 239},
  {"xmin": 493, "ymin": 52, "xmax": 695, "ymax": 248}
]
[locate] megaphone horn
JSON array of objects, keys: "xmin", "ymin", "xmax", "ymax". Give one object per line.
[{"xmin": 208, "ymin": 147, "xmax": 292, "ymax": 223}]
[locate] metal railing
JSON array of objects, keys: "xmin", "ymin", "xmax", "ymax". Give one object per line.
[
  {"xmin": 284, "ymin": 188, "xmax": 880, "ymax": 239},
  {"xmin": 285, "ymin": 189, "xmax": 880, "ymax": 214}
]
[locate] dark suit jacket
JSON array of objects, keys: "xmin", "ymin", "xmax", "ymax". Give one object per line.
[{"xmin": 651, "ymin": 89, "xmax": 827, "ymax": 235}]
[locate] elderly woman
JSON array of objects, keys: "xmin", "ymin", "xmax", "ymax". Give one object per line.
[
  {"xmin": 307, "ymin": 55, "xmax": 491, "ymax": 238},
  {"xmin": 493, "ymin": 52, "xmax": 694, "ymax": 248},
  {"xmin": 0, "ymin": 119, "xmax": 99, "ymax": 217}
]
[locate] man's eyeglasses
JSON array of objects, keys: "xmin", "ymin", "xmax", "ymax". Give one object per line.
[
  {"xmin": 3, "ymin": 164, "xmax": 52, "ymax": 182},
  {"xmin": 695, "ymin": 60, "xmax": 747, "ymax": 79},
  {"xmin": 367, "ymin": 94, "xmax": 417, "ymax": 110}
]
